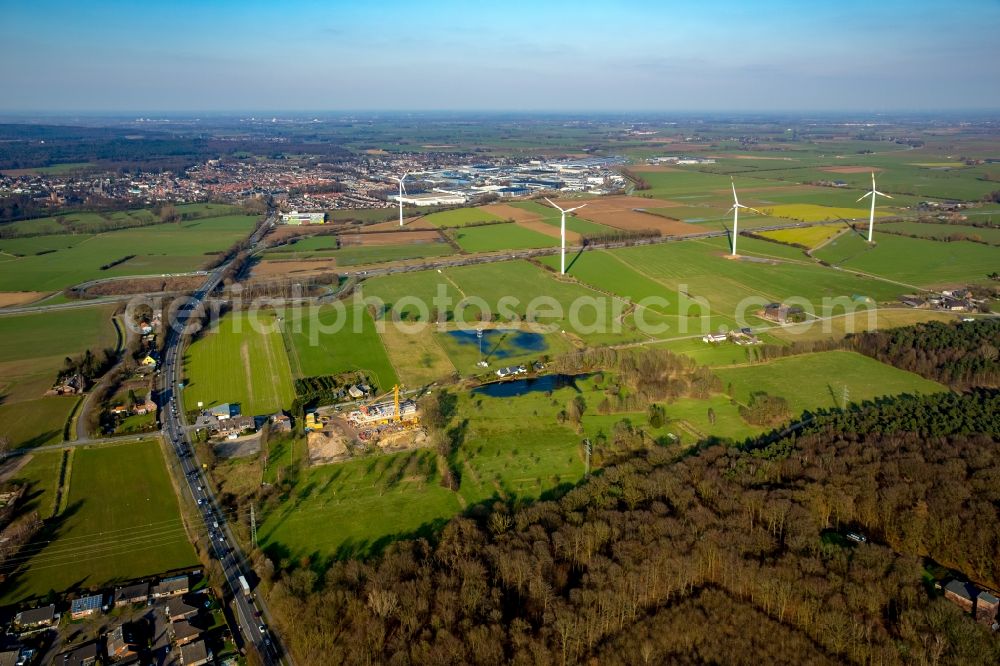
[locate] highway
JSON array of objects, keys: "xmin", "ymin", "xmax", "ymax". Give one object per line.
[{"xmin": 157, "ymin": 215, "xmax": 285, "ymax": 665}]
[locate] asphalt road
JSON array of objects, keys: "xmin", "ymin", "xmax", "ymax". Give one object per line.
[{"xmin": 157, "ymin": 217, "xmax": 285, "ymax": 665}]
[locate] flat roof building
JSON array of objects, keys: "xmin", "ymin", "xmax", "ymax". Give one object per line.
[{"xmin": 280, "ymin": 211, "xmax": 326, "ymax": 225}]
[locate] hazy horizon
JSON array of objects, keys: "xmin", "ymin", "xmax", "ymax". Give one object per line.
[{"xmin": 4, "ymin": 0, "xmax": 999, "ymax": 113}]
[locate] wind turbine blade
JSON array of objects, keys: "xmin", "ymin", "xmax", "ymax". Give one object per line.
[
  {"xmin": 544, "ymin": 197, "xmax": 564, "ymax": 213},
  {"xmin": 566, "ymin": 204, "xmax": 588, "ymax": 213},
  {"xmin": 746, "ymin": 207, "xmax": 765, "ymax": 216},
  {"xmin": 874, "ymin": 190, "xmax": 892, "ymax": 199},
  {"xmin": 731, "ymin": 179, "xmax": 739, "ymax": 205},
  {"xmin": 857, "ymin": 192, "xmax": 872, "ymax": 202}
]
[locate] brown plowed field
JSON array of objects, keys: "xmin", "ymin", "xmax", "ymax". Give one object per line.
[
  {"xmin": 481, "ymin": 203, "xmax": 539, "ymax": 222},
  {"xmin": 365, "ymin": 216, "xmax": 435, "ymax": 231},
  {"xmin": 551, "ymin": 196, "xmax": 703, "ymax": 235}
]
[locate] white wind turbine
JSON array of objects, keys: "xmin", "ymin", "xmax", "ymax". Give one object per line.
[
  {"xmin": 857, "ymin": 171, "xmax": 892, "ymax": 243},
  {"xmin": 544, "ymin": 198, "xmax": 587, "ymax": 274},
  {"xmin": 393, "ymin": 172, "xmax": 409, "ymax": 226},
  {"xmin": 727, "ymin": 179, "xmax": 763, "ymax": 256}
]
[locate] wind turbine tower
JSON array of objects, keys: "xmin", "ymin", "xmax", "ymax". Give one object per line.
[
  {"xmin": 544, "ymin": 198, "xmax": 587, "ymax": 274},
  {"xmin": 727, "ymin": 179, "xmax": 763, "ymax": 256},
  {"xmin": 394, "ymin": 172, "xmax": 409, "ymax": 227},
  {"xmin": 857, "ymin": 171, "xmax": 892, "ymax": 243}
]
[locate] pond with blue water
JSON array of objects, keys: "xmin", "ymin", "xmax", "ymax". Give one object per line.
[
  {"xmin": 446, "ymin": 329, "xmax": 548, "ymax": 361},
  {"xmin": 471, "ymin": 373, "xmax": 588, "ymax": 398}
]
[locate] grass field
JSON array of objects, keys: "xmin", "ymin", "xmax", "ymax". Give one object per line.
[
  {"xmin": 0, "ymin": 214, "xmax": 258, "ymax": 292},
  {"xmin": 536, "ymin": 236, "xmax": 903, "ymax": 337},
  {"xmin": 757, "ymin": 224, "xmax": 846, "ymax": 249},
  {"xmin": 0, "ymin": 306, "xmax": 118, "ymax": 448},
  {"xmin": 0, "ymin": 440, "xmax": 198, "ymax": 604},
  {"xmin": 449, "ymin": 223, "xmax": 556, "ymax": 252},
  {"xmin": 1, "ymin": 203, "xmax": 238, "ymax": 237},
  {"xmin": 264, "ymin": 240, "xmax": 454, "ymax": 264},
  {"xmin": 281, "ymin": 305, "xmax": 399, "ymax": 390},
  {"xmin": 877, "ymin": 221, "xmax": 1000, "ymax": 245},
  {"xmin": 715, "ymin": 350, "xmax": 946, "ymax": 416},
  {"xmin": 815, "ymin": 233, "xmax": 1000, "ymax": 286},
  {"xmin": 259, "ymin": 449, "xmax": 464, "ymax": 562},
  {"xmin": 184, "ymin": 311, "xmax": 295, "ymax": 415},
  {"xmin": 419, "ymin": 207, "xmax": 504, "ymax": 227},
  {"xmin": 763, "ymin": 204, "xmax": 892, "ymax": 223}
]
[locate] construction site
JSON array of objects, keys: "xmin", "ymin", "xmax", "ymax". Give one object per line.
[{"xmin": 306, "ymin": 385, "xmax": 426, "ymax": 465}]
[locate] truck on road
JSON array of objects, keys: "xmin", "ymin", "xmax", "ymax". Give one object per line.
[{"xmin": 238, "ymin": 574, "xmax": 251, "ymax": 597}]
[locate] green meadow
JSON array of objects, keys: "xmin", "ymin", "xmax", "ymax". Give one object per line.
[
  {"xmin": 0, "ymin": 214, "xmax": 259, "ymax": 292},
  {"xmin": 449, "ymin": 223, "xmax": 555, "ymax": 252},
  {"xmin": 281, "ymin": 305, "xmax": 399, "ymax": 390},
  {"xmin": 419, "ymin": 207, "xmax": 504, "ymax": 227},
  {"xmin": 0, "ymin": 440, "xmax": 198, "ymax": 605},
  {"xmin": 0, "ymin": 306, "xmax": 118, "ymax": 448},
  {"xmin": 815, "ymin": 233, "xmax": 999, "ymax": 286},
  {"xmin": 716, "ymin": 350, "xmax": 947, "ymax": 415},
  {"xmin": 184, "ymin": 311, "xmax": 296, "ymax": 415}
]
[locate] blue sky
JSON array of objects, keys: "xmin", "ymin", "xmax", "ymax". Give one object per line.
[{"xmin": 2, "ymin": 0, "xmax": 999, "ymax": 112}]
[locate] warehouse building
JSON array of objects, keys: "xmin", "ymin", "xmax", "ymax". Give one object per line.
[{"xmin": 280, "ymin": 211, "xmax": 326, "ymax": 225}]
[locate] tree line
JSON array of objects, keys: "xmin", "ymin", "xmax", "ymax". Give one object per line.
[{"xmin": 251, "ymin": 389, "xmax": 1000, "ymax": 665}]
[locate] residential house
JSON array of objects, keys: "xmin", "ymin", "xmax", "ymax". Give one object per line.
[
  {"xmin": 69, "ymin": 594, "xmax": 103, "ymax": 619},
  {"xmin": 217, "ymin": 415, "xmax": 256, "ymax": 437},
  {"xmin": 0, "ymin": 647, "xmax": 21, "ymax": 666},
  {"xmin": 58, "ymin": 641, "xmax": 99, "ymax": 666},
  {"xmin": 110, "ymin": 405, "xmax": 129, "ymax": 416},
  {"xmin": 113, "ymin": 582, "xmax": 149, "ymax": 608},
  {"xmin": 179, "ymin": 639, "xmax": 212, "ymax": 666},
  {"xmin": 166, "ymin": 597, "xmax": 200, "ymax": 623},
  {"xmin": 106, "ymin": 624, "xmax": 138, "ymax": 660},
  {"xmin": 133, "ymin": 399, "xmax": 157, "ymax": 416},
  {"xmin": 701, "ymin": 333, "xmax": 727, "ymax": 343},
  {"xmin": 13, "ymin": 604, "xmax": 56, "ymax": 629},
  {"xmin": 976, "ymin": 590, "xmax": 999, "ymax": 626},
  {"xmin": 170, "ymin": 618, "xmax": 201, "ymax": 646},
  {"xmin": 152, "ymin": 575, "xmax": 189, "ymax": 599},
  {"xmin": 271, "ymin": 413, "xmax": 292, "ymax": 433}
]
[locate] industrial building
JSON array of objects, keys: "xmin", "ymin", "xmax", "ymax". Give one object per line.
[
  {"xmin": 280, "ymin": 210, "xmax": 326, "ymax": 224},
  {"xmin": 389, "ymin": 192, "xmax": 468, "ymax": 206}
]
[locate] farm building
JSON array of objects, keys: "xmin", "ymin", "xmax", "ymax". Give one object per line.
[
  {"xmin": 280, "ymin": 211, "xmax": 326, "ymax": 225},
  {"xmin": 496, "ymin": 365, "xmax": 528, "ymax": 378},
  {"xmin": 207, "ymin": 403, "xmax": 240, "ymax": 420},
  {"xmin": 113, "ymin": 582, "xmax": 150, "ymax": 607},
  {"xmin": 941, "ymin": 579, "xmax": 1000, "ymax": 626},
  {"xmin": 13, "ymin": 604, "xmax": 56, "ymax": 629},
  {"xmin": 70, "ymin": 594, "xmax": 103, "ymax": 619}
]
